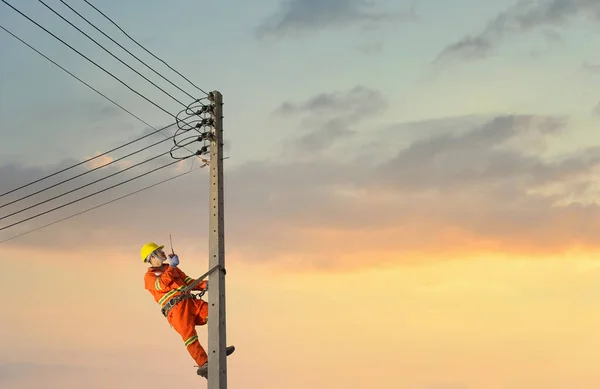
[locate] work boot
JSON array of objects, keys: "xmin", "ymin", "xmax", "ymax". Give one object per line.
[{"xmin": 196, "ymin": 346, "xmax": 236, "ymax": 378}]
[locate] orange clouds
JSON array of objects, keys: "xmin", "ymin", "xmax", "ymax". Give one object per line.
[
  {"xmin": 227, "ymin": 181, "xmax": 600, "ymax": 270},
  {"xmin": 3, "ymin": 103, "xmax": 600, "ymax": 272}
]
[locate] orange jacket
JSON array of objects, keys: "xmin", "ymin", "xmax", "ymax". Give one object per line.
[{"xmin": 144, "ymin": 264, "xmax": 207, "ymax": 308}]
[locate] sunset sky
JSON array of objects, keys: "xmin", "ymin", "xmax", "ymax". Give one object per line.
[{"xmin": 2, "ymin": 0, "xmax": 600, "ymax": 388}]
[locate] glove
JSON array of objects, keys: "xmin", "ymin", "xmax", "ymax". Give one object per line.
[{"xmin": 168, "ymin": 254, "xmax": 179, "ymax": 267}]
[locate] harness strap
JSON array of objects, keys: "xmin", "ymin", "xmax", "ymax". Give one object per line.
[
  {"xmin": 161, "ymin": 293, "xmax": 195, "ymax": 317},
  {"xmin": 159, "ymin": 264, "xmax": 224, "ymax": 317},
  {"xmin": 182, "ymin": 264, "xmax": 224, "ymax": 293}
]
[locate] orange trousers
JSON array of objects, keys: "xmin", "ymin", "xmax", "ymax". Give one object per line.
[{"xmin": 167, "ymin": 298, "xmax": 209, "ymax": 366}]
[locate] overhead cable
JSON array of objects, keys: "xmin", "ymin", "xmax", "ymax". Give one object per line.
[
  {"xmin": 0, "ymin": 112, "xmax": 195, "ymax": 198},
  {"xmin": 0, "ymin": 155, "xmax": 197, "ymax": 232},
  {"xmin": 82, "ymin": 0, "xmax": 208, "ymax": 96},
  {"xmin": 0, "ymin": 133, "xmax": 181, "ymax": 209},
  {"xmin": 0, "ymin": 24, "xmax": 155, "ymax": 131},
  {"xmin": 0, "ymin": 0, "xmax": 198, "ymax": 127},
  {"xmin": 0, "ymin": 24, "xmax": 202, "ymax": 173},
  {"xmin": 56, "ymin": 0, "xmax": 197, "ymax": 101},
  {"xmin": 0, "ymin": 137, "xmax": 202, "ymax": 221},
  {"xmin": 0, "ymin": 161, "xmax": 204, "ymax": 245},
  {"xmin": 35, "ymin": 0, "xmax": 190, "ymax": 108}
]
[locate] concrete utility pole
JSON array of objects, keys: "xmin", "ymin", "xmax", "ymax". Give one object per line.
[{"xmin": 207, "ymin": 90, "xmax": 227, "ymax": 389}]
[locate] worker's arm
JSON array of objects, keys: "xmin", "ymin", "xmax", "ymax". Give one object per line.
[
  {"xmin": 177, "ymin": 267, "xmax": 207, "ymax": 291},
  {"xmin": 144, "ymin": 265, "xmax": 181, "ymax": 292}
]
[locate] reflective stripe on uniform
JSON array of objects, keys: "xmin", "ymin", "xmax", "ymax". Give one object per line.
[
  {"xmin": 184, "ymin": 334, "xmax": 198, "ymax": 347},
  {"xmin": 185, "ymin": 276, "xmax": 193, "ymax": 283},
  {"xmin": 158, "ymin": 284, "xmax": 188, "ymax": 307},
  {"xmin": 155, "ymin": 278, "xmax": 161, "ymax": 291}
]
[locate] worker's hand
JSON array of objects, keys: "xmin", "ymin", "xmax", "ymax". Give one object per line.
[
  {"xmin": 197, "ymin": 280, "xmax": 208, "ymax": 290},
  {"xmin": 168, "ymin": 254, "xmax": 179, "ymax": 267}
]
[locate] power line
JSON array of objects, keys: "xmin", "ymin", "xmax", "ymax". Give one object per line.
[
  {"xmin": 0, "ymin": 111, "xmax": 193, "ymax": 198},
  {"xmin": 0, "ymin": 161, "xmax": 204, "ymax": 245},
  {"xmin": 0, "ymin": 3, "xmax": 214, "ymax": 237},
  {"xmin": 0, "ymin": 134, "xmax": 177, "ymax": 209},
  {"xmin": 0, "ymin": 23, "xmax": 202, "ymax": 171},
  {"xmin": 0, "ymin": 0, "xmax": 197, "ymax": 124},
  {"xmin": 83, "ymin": 0, "xmax": 208, "ymax": 96},
  {"xmin": 36, "ymin": 0, "xmax": 189, "ymax": 109},
  {"xmin": 0, "ymin": 24, "xmax": 156, "ymax": 130},
  {"xmin": 0, "ymin": 137, "xmax": 201, "ymax": 221},
  {"xmin": 56, "ymin": 0, "xmax": 197, "ymax": 101},
  {"xmin": 0, "ymin": 156, "xmax": 196, "ymax": 232}
]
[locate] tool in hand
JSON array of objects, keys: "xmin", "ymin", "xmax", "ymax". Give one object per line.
[{"xmin": 169, "ymin": 234, "xmax": 175, "ymax": 256}]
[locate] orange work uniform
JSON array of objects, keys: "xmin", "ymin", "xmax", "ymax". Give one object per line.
[{"xmin": 144, "ymin": 264, "xmax": 209, "ymax": 366}]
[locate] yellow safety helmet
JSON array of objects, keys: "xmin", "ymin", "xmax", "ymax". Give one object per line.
[{"xmin": 140, "ymin": 242, "xmax": 164, "ymax": 262}]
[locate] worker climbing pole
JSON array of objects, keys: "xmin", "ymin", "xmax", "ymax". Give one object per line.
[{"xmin": 141, "ymin": 91, "xmax": 233, "ymax": 386}]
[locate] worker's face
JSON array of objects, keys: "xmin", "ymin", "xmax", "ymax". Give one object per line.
[{"xmin": 148, "ymin": 249, "xmax": 167, "ymax": 267}]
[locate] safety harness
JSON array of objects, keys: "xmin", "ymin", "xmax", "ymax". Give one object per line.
[{"xmin": 160, "ymin": 264, "xmax": 224, "ymax": 318}]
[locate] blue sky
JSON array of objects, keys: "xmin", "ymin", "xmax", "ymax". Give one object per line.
[
  {"xmin": 1, "ymin": 0, "xmax": 600, "ymax": 261},
  {"xmin": 3, "ymin": 0, "xmax": 599, "ymax": 169}
]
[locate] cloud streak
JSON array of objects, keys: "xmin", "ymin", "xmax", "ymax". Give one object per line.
[
  {"xmin": 435, "ymin": 0, "xmax": 600, "ymax": 63},
  {"xmin": 274, "ymin": 85, "xmax": 387, "ymax": 154},
  {"xmin": 2, "ymin": 86, "xmax": 600, "ymax": 270},
  {"xmin": 256, "ymin": 0, "xmax": 414, "ymax": 39}
]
